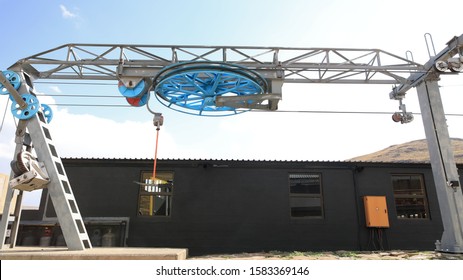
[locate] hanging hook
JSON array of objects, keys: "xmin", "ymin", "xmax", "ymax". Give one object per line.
[
  {"xmin": 151, "ymin": 113, "xmax": 163, "ymax": 182},
  {"xmin": 153, "ymin": 112, "xmax": 163, "ymax": 130}
]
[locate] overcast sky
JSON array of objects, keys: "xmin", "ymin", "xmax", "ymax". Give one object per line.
[{"xmin": 1, "ymin": 0, "xmax": 463, "ymax": 205}]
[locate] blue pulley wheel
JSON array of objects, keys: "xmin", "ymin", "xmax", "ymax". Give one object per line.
[
  {"xmin": 11, "ymin": 94, "xmax": 40, "ymax": 120},
  {"xmin": 118, "ymin": 79, "xmax": 148, "ymax": 98},
  {"xmin": 126, "ymin": 93, "xmax": 149, "ymax": 107},
  {"xmin": 41, "ymin": 104, "xmax": 53, "ymax": 123},
  {"xmin": 154, "ymin": 62, "xmax": 267, "ymax": 116},
  {"xmin": 0, "ymin": 70, "xmax": 21, "ymax": 96}
]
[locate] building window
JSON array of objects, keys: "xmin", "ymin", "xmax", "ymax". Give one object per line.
[
  {"xmin": 289, "ymin": 173, "xmax": 323, "ymax": 218},
  {"xmin": 138, "ymin": 171, "xmax": 173, "ymax": 217},
  {"xmin": 391, "ymin": 174, "xmax": 429, "ymax": 219}
]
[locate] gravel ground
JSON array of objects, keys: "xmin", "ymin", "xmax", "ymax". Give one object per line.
[{"xmin": 189, "ymin": 250, "xmax": 463, "ymax": 260}]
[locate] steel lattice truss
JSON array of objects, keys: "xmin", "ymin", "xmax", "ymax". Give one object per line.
[{"xmin": 9, "ymin": 44, "xmax": 424, "ymax": 85}]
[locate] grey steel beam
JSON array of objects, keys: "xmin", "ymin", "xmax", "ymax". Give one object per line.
[
  {"xmin": 416, "ymin": 79, "xmax": 463, "ymax": 253},
  {"xmin": 388, "ymin": 34, "xmax": 463, "ymax": 252},
  {"xmin": 0, "ymin": 121, "xmax": 27, "ymax": 249},
  {"xmin": 8, "ymin": 44, "xmax": 423, "ymax": 85},
  {"xmin": 26, "ymin": 113, "xmax": 92, "ymax": 250}
]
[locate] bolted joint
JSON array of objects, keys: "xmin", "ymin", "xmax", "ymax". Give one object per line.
[
  {"xmin": 389, "ymin": 86, "xmax": 406, "ymax": 100},
  {"xmin": 392, "ymin": 99, "xmax": 414, "ymax": 124},
  {"xmin": 447, "ymin": 180, "xmax": 460, "ymax": 189}
]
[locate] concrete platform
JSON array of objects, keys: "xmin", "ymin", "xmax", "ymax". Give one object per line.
[{"xmin": 0, "ymin": 247, "xmax": 188, "ymax": 260}]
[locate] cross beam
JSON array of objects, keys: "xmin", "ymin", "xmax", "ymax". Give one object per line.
[{"xmin": 10, "ymin": 44, "xmax": 422, "ymax": 85}]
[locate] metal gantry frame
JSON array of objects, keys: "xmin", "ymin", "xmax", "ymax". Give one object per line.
[
  {"xmin": 1, "ymin": 34, "xmax": 462, "ymax": 252},
  {"xmin": 9, "ymin": 43, "xmax": 424, "ymax": 80}
]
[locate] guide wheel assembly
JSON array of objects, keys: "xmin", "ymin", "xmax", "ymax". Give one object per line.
[{"xmin": 10, "ymin": 151, "xmax": 50, "ymax": 191}]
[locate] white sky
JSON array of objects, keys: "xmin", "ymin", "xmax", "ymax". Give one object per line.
[{"xmin": 1, "ymin": 0, "xmax": 463, "ymax": 205}]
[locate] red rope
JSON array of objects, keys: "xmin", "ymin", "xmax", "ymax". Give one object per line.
[{"xmin": 152, "ymin": 127, "xmax": 160, "ymax": 180}]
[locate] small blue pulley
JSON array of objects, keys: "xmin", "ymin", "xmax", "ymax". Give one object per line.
[
  {"xmin": 126, "ymin": 93, "xmax": 149, "ymax": 107},
  {"xmin": 41, "ymin": 104, "xmax": 53, "ymax": 123},
  {"xmin": 11, "ymin": 94, "xmax": 40, "ymax": 120},
  {"xmin": 0, "ymin": 70, "xmax": 21, "ymax": 96},
  {"xmin": 118, "ymin": 79, "xmax": 148, "ymax": 98}
]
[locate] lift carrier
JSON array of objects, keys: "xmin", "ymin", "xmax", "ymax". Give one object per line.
[{"xmin": 1, "ymin": 34, "xmax": 462, "ymax": 252}]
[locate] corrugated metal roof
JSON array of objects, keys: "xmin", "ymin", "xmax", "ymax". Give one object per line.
[
  {"xmin": 61, "ymin": 157, "xmax": 354, "ymax": 163},
  {"xmin": 61, "ymin": 157, "xmax": 442, "ymax": 166}
]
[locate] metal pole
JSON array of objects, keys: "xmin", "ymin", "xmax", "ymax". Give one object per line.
[
  {"xmin": 0, "ymin": 121, "xmax": 28, "ymax": 249},
  {"xmin": 416, "ymin": 79, "xmax": 463, "ymax": 253}
]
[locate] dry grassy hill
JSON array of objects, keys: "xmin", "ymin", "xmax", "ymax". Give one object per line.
[{"xmin": 350, "ymin": 138, "xmax": 463, "ymax": 163}]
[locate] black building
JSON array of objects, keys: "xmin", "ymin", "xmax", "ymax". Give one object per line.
[{"xmin": 18, "ymin": 158, "xmax": 463, "ymax": 256}]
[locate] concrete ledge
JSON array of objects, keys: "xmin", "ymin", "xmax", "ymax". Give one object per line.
[{"xmin": 0, "ymin": 247, "xmax": 188, "ymax": 260}]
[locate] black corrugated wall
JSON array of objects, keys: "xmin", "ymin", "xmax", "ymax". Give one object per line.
[{"xmin": 30, "ymin": 159, "xmax": 449, "ymax": 255}]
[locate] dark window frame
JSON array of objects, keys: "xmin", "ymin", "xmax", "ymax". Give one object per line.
[
  {"xmin": 391, "ymin": 173, "xmax": 430, "ymax": 220},
  {"xmin": 137, "ymin": 171, "xmax": 174, "ymax": 217},
  {"xmin": 288, "ymin": 173, "xmax": 324, "ymax": 219}
]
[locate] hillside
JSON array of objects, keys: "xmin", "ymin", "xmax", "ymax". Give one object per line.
[{"xmin": 350, "ymin": 138, "xmax": 463, "ymax": 163}]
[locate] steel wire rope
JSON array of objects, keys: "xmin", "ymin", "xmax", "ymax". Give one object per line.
[
  {"xmin": 143, "ymin": 83, "xmax": 162, "ymax": 181},
  {"xmin": 0, "ymin": 98, "xmax": 10, "ymax": 134},
  {"xmin": 249, "ymin": 110, "xmax": 463, "ymax": 117},
  {"xmin": 440, "ymin": 84, "xmax": 463, "ymax": 87},
  {"xmin": 46, "ymin": 104, "xmax": 132, "ymax": 107},
  {"xmin": 33, "ymin": 80, "xmax": 463, "ymax": 87},
  {"xmin": 35, "ymin": 93, "xmax": 124, "ymax": 98},
  {"xmin": 34, "ymin": 81, "xmax": 116, "ymax": 86},
  {"xmin": 32, "ymin": 102, "xmax": 463, "ymax": 117},
  {"xmin": 145, "ymin": 83, "xmax": 157, "ymax": 115},
  {"xmin": 30, "ymin": 75, "xmax": 462, "ymax": 102},
  {"xmin": 152, "ymin": 125, "xmax": 160, "ymax": 181},
  {"xmin": 28, "ymin": 80, "xmax": 463, "ymax": 117}
]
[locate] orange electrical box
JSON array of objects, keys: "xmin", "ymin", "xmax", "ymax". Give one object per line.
[{"xmin": 363, "ymin": 196, "xmax": 389, "ymax": 228}]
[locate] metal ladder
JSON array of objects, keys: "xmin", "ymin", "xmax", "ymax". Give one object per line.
[{"xmin": 0, "ymin": 110, "xmax": 91, "ymax": 250}]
